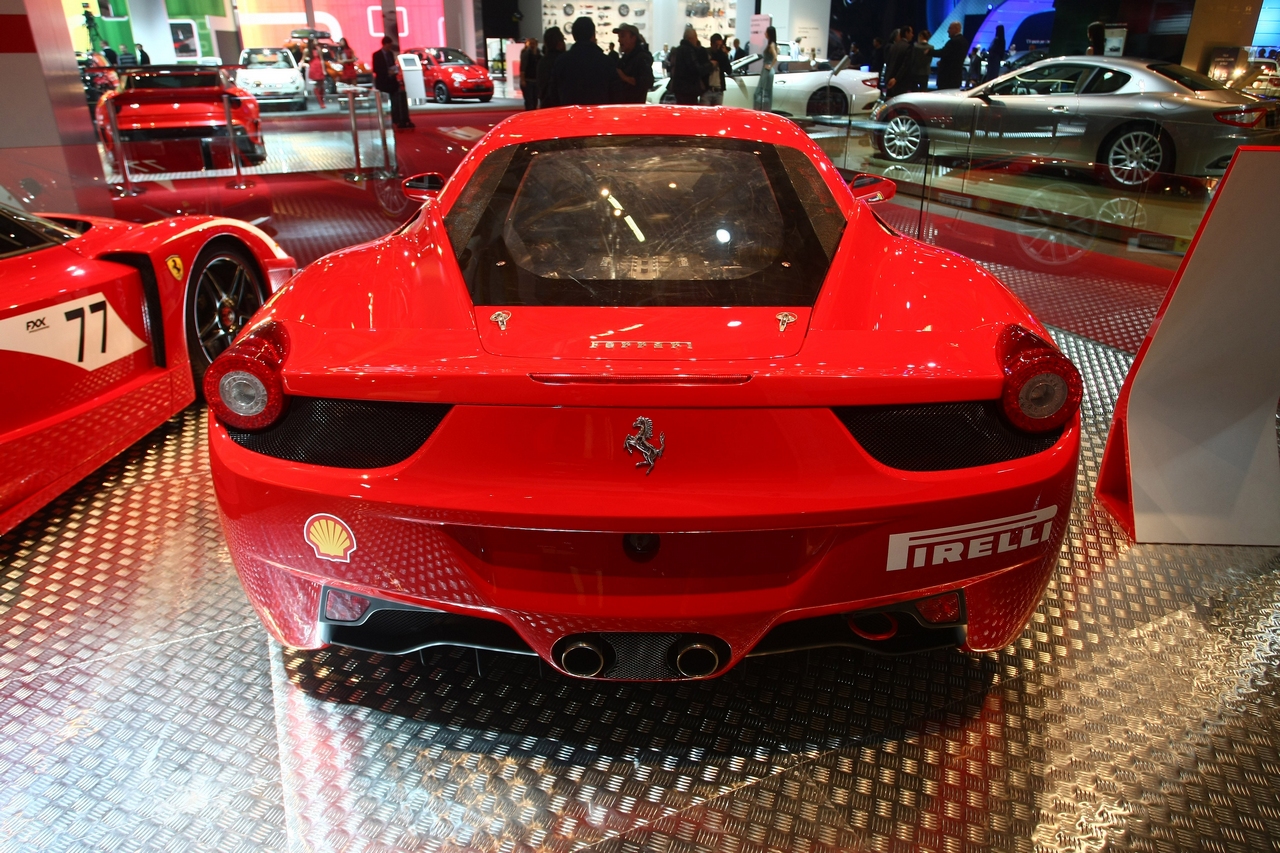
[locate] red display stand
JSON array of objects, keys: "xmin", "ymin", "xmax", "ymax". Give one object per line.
[{"xmin": 1097, "ymin": 147, "xmax": 1280, "ymax": 544}]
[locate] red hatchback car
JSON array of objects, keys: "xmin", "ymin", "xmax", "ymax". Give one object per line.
[
  {"xmin": 96, "ymin": 66, "xmax": 266, "ymax": 173},
  {"xmin": 206, "ymin": 106, "xmax": 1081, "ymax": 681},
  {"xmin": 409, "ymin": 47, "xmax": 494, "ymax": 103}
]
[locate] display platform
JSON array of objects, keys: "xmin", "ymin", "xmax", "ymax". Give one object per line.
[{"xmin": 3, "ymin": 326, "xmax": 1278, "ymax": 852}]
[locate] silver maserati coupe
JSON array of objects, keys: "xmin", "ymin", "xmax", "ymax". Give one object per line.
[{"xmin": 872, "ymin": 56, "xmax": 1280, "ymax": 188}]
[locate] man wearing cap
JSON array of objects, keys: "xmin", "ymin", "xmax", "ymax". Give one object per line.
[
  {"xmin": 549, "ymin": 16, "xmax": 617, "ymax": 106},
  {"xmin": 613, "ymin": 23, "xmax": 653, "ymax": 104}
]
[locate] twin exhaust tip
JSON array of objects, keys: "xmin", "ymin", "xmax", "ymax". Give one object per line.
[{"xmin": 555, "ymin": 634, "xmax": 725, "ymax": 679}]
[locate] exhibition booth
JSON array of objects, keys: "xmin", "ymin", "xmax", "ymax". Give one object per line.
[{"xmin": 5, "ymin": 0, "xmax": 1280, "ymax": 846}]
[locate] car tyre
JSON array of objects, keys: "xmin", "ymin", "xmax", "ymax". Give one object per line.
[
  {"xmin": 185, "ymin": 241, "xmax": 267, "ymax": 400},
  {"xmin": 806, "ymin": 86, "xmax": 848, "ymax": 116},
  {"xmin": 434, "ymin": 83, "xmax": 451, "ymax": 103},
  {"xmin": 877, "ymin": 109, "xmax": 926, "ymax": 163},
  {"xmin": 1098, "ymin": 122, "xmax": 1173, "ymax": 190},
  {"xmin": 479, "ymin": 94, "xmax": 492, "ymax": 102}
]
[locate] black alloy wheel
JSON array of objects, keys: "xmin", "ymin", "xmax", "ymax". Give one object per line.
[
  {"xmin": 434, "ymin": 82, "xmax": 451, "ymax": 103},
  {"xmin": 185, "ymin": 243, "xmax": 266, "ymax": 398},
  {"xmin": 806, "ymin": 87, "xmax": 848, "ymax": 116}
]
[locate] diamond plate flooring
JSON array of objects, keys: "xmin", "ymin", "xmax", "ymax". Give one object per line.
[{"xmin": 4, "ymin": 330, "xmax": 1280, "ymax": 852}]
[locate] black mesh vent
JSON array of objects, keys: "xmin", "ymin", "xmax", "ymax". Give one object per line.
[
  {"xmin": 599, "ymin": 633, "xmax": 683, "ymax": 680},
  {"xmin": 834, "ymin": 401, "xmax": 1062, "ymax": 471},
  {"xmin": 227, "ymin": 397, "xmax": 451, "ymax": 468}
]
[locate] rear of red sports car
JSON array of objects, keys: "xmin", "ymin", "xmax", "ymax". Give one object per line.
[{"xmin": 207, "ymin": 106, "xmax": 1080, "ymax": 680}]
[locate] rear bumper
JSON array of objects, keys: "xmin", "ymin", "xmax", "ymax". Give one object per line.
[{"xmin": 210, "ymin": 406, "xmax": 1078, "ymax": 677}]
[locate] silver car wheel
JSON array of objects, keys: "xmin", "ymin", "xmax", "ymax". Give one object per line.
[
  {"xmin": 1106, "ymin": 129, "xmax": 1165, "ymax": 187},
  {"xmin": 883, "ymin": 114, "xmax": 922, "ymax": 161}
]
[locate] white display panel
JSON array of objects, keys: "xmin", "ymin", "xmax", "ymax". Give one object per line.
[{"xmin": 542, "ymin": 0, "xmax": 652, "ymax": 46}]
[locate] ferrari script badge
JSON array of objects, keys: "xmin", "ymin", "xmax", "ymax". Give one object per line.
[
  {"xmin": 165, "ymin": 255, "xmax": 184, "ymax": 280},
  {"xmin": 305, "ymin": 513, "xmax": 357, "ymax": 562},
  {"xmin": 623, "ymin": 416, "xmax": 665, "ymax": 475}
]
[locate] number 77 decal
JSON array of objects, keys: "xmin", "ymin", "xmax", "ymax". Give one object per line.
[
  {"xmin": 1, "ymin": 294, "xmax": 147, "ymax": 370},
  {"xmin": 63, "ymin": 301, "xmax": 107, "ymax": 363}
]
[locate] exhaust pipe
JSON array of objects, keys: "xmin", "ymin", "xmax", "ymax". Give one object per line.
[
  {"xmin": 673, "ymin": 642, "xmax": 721, "ymax": 678},
  {"xmin": 847, "ymin": 612, "xmax": 898, "ymax": 642},
  {"xmin": 559, "ymin": 640, "xmax": 607, "ymax": 677}
]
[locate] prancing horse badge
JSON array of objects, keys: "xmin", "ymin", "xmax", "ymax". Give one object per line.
[{"xmin": 623, "ymin": 416, "xmax": 665, "ymax": 475}]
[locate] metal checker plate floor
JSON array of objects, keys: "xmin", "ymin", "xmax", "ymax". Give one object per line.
[{"xmin": 4, "ymin": 329, "xmax": 1280, "ymax": 852}]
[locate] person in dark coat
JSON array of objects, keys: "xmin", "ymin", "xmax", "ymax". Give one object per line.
[
  {"xmin": 549, "ymin": 17, "xmax": 616, "ymax": 106},
  {"xmin": 934, "ymin": 22, "xmax": 966, "ymax": 89},
  {"xmin": 702, "ymin": 32, "xmax": 730, "ymax": 105},
  {"xmin": 100, "ymin": 42, "xmax": 117, "ymax": 66},
  {"xmin": 537, "ymin": 27, "xmax": 566, "ymax": 107},
  {"xmin": 135, "ymin": 44, "xmax": 150, "ymax": 65},
  {"xmin": 884, "ymin": 25, "xmax": 914, "ymax": 98},
  {"xmin": 910, "ymin": 29, "xmax": 932, "ymax": 91},
  {"xmin": 519, "ymin": 37, "xmax": 539, "ymax": 109},
  {"xmin": 869, "ymin": 37, "xmax": 884, "ymax": 73},
  {"xmin": 731, "ymin": 38, "xmax": 747, "ymax": 61},
  {"xmin": 967, "ymin": 47, "xmax": 983, "ymax": 87},
  {"xmin": 669, "ymin": 25, "xmax": 710, "ymax": 105},
  {"xmin": 984, "ymin": 24, "xmax": 1005, "ymax": 81},
  {"xmin": 1086, "ymin": 21, "xmax": 1106, "ymax": 55},
  {"xmin": 613, "ymin": 23, "xmax": 653, "ymax": 104},
  {"xmin": 373, "ymin": 36, "xmax": 412, "ymax": 128}
]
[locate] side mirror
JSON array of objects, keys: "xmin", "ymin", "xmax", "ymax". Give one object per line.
[
  {"xmin": 972, "ymin": 89, "xmax": 991, "ymax": 102},
  {"xmin": 831, "ymin": 55, "xmax": 850, "ymax": 75},
  {"xmin": 402, "ymin": 172, "xmax": 445, "ymax": 201},
  {"xmin": 849, "ymin": 173, "xmax": 896, "ymax": 203}
]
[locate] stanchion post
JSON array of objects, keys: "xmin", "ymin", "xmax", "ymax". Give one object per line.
[
  {"xmin": 107, "ymin": 100, "xmax": 139, "ymax": 196},
  {"xmin": 224, "ymin": 94, "xmax": 248, "ymax": 189},
  {"xmin": 374, "ymin": 87, "xmax": 391, "ymax": 173},
  {"xmin": 348, "ymin": 89, "xmax": 362, "ymax": 175}
]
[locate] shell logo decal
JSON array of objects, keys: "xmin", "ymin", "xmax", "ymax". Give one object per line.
[{"xmin": 305, "ymin": 514, "xmax": 357, "ymax": 562}]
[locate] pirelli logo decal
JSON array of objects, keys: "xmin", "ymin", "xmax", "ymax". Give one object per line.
[{"xmin": 886, "ymin": 506, "xmax": 1058, "ymax": 571}]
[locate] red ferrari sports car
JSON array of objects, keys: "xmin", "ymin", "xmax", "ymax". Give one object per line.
[
  {"xmin": 408, "ymin": 48, "xmax": 495, "ymax": 103},
  {"xmin": 0, "ymin": 204, "xmax": 294, "ymax": 537},
  {"xmin": 207, "ymin": 106, "xmax": 1081, "ymax": 680},
  {"xmin": 96, "ymin": 66, "xmax": 267, "ymax": 174}
]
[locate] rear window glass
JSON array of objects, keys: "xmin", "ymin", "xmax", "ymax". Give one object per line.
[
  {"xmin": 1150, "ymin": 63, "xmax": 1228, "ymax": 92},
  {"xmin": 242, "ymin": 49, "xmax": 294, "ymax": 68},
  {"xmin": 443, "ymin": 137, "xmax": 845, "ymax": 308},
  {"xmin": 1083, "ymin": 68, "xmax": 1130, "ymax": 94},
  {"xmin": 429, "ymin": 48, "xmax": 474, "ymax": 65},
  {"xmin": 0, "ymin": 205, "xmax": 76, "ymax": 259},
  {"xmin": 125, "ymin": 71, "xmax": 221, "ymax": 89}
]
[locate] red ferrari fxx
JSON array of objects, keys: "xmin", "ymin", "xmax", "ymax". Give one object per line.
[
  {"xmin": 207, "ymin": 106, "xmax": 1081, "ymax": 681},
  {"xmin": 96, "ymin": 66, "xmax": 267, "ymax": 174},
  {"xmin": 0, "ymin": 205, "xmax": 294, "ymax": 536}
]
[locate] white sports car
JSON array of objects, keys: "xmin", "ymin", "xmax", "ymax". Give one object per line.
[
  {"xmin": 649, "ymin": 48, "xmax": 881, "ymax": 117},
  {"xmin": 236, "ymin": 48, "xmax": 307, "ymax": 111}
]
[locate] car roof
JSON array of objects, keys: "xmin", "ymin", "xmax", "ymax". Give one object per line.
[{"xmin": 443, "ymin": 105, "xmax": 839, "ymax": 211}]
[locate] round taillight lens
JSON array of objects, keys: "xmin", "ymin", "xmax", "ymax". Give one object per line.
[
  {"xmin": 219, "ymin": 370, "xmax": 269, "ymax": 417},
  {"xmin": 1001, "ymin": 348, "xmax": 1082, "ymax": 433},
  {"xmin": 204, "ymin": 323, "xmax": 288, "ymax": 431}
]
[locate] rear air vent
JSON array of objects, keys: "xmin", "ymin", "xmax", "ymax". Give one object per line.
[
  {"xmin": 226, "ymin": 397, "xmax": 451, "ymax": 468},
  {"xmin": 834, "ymin": 401, "xmax": 1063, "ymax": 471}
]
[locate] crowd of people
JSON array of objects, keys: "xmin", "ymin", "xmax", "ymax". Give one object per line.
[
  {"xmin": 868, "ymin": 21, "xmax": 1008, "ymax": 96},
  {"xmin": 517, "ymin": 16, "xmax": 749, "ymax": 109}
]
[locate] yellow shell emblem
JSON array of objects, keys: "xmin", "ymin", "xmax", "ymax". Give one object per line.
[
  {"xmin": 165, "ymin": 255, "xmax": 184, "ymax": 280},
  {"xmin": 305, "ymin": 514, "xmax": 357, "ymax": 562}
]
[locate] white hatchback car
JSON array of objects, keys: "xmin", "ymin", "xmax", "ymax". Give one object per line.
[
  {"xmin": 649, "ymin": 46, "xmax": 881, "ymax": 117},
  {"xmin": 237, "ymin": 48, "xmax": 307, "ymax": 111}
]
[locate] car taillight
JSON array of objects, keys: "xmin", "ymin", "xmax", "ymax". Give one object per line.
[
  {"xmin": 998, "ymin": 325, "xmax": 1082, "ymax": 433},
  {"xmin": 1214, "ymin": 106, "xmax": 1266, "ymax": 128},
  {"xmin": 204, "ymin": 321, "xmax": 289, "ymax": 430},
  {"xmin": 862, "ymin": 76, "xmax": 880, "ymax": 87}
]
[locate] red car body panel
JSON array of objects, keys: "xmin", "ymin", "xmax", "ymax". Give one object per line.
[
  {"xmin": 208, "ymin": 105, "xmax": 1080, "ymax": 677},
  {"xmin": 0, "ymin": 213, "xmax": 292, "ymax": 536}
]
